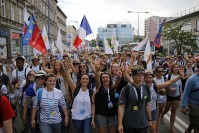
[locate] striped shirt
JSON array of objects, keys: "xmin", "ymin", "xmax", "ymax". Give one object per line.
[{"xmin": 33, "ymin": 88, "xmax": 66, "ymax": 124}]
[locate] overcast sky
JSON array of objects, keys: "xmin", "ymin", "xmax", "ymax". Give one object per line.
[{"xmin": 58, "ymin": 0, "xmax": 199, "ymax": 40}]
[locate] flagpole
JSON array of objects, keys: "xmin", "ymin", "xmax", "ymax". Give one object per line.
[{"xmin": 48, "ymin": 0, "xmax": 50, "ymax": 46}]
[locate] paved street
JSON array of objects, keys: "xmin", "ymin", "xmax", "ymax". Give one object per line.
[{"xmin": 14, "ymin": 105, "xmax": 192, "ymax": 133}]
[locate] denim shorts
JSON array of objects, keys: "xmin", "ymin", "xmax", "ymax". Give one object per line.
[
  {"xmin": 96, "ymin": 115, "xmax": 118, "ymax": 128},
  {"xmin": 151, "ymin": 109, "xmax": 157, "ymax": 121}
]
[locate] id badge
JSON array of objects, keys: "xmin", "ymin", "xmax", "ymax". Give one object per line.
[
  {"xmin": 108, "ymin": 102, "xmax": 113, "ymax": 108},
  {"xmin": 80, "ymin": 109, "xmax": 86, "ymax": 115},
  {"xmin": 50, "ymin": 111, "xmax": 56, "ymax": 117},
  {"xmin": 133, "ymin": 106, "xmax": 138, "ymax": 111}
]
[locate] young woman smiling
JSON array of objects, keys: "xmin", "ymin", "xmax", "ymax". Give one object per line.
[{"xmin": 31, "ymin": 73, "xmax": 68, "ymax": 133}]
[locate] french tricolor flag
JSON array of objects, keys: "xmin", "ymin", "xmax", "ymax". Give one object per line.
[{"xmin": 73, "ymin": 15, "xmax": 92, "ymax": 49}]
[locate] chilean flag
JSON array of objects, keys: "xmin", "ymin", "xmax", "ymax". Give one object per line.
[
  {"xmin": 22, "ymin": 15, "xmax": 47, "ymax": 54},
  {"xmin": 153, "ymin": 19, "xmax": 166, "ymax": 48},
  {"xmin": 73, "ymin": 15, "xmax": 92, "ymax": 49}
]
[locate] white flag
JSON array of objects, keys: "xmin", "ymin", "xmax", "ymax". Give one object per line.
[
  {"xmin": 56, "ymin": 28, "xmax": 63, "ymax": 55},
  {"xmin": 132, "ymin": 35, "xmax": 148, "ymax": 51},
  {"xmin": 144, "ymin": 38, "xmax": 152, "ymax": 70},
  {"xmin": 51, "ymin": 41, "xmax": 56, "ymax": 55},
  {"xmin": 42, "ymin": 25, "xmax": 50, "ymax": 50},
  {"xmin": 114, "ymin": 41, "xmax": 119, "ymax": 53},
  {"xmin": 24, "ymin": 7, "xmax": 29, "ymax": 25},
  {"xmin": 104, "ymin": 37, "xmax": 113, "ymax": 55}
]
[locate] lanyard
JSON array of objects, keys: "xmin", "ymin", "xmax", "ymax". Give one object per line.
[
  {"xmin": 107, "ymin": 88, "xmax": 111, "ymax": 101},
  {"xmin": 133, "ymin": 86, "xmax": 143, "ymax": 101},
  {"xmin": 46, "ymin": 90, "xmax": 55, "ymax": 115}
]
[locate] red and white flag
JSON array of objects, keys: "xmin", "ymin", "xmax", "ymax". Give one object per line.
[{"xmin": 73, "ymin": 15, "xmax": 92, "ymax": 49}]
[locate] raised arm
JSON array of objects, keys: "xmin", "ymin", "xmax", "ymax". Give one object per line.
[
  {"xmin": 63, "ymin": 61, "xmax": 76, "ymax": 94},
  {"xmin": 42, "ymin": 56, "xmax": 53, "ymax": 73},
  {"xmin": 111, "ymin": 69, "xmax": 121, "ymax": 90},
  {"xmin": 122, "ymin": 64, "xmax": 133, "ymax": 84},
  {"xmin": 95, "ymin": 63, "xmax": 101, "ymax": 93},
  {"xmin": 127, "ymin": 51, "xmax": 137, "ymax": 74},
  {"xmin": 156, "ymin": 68, "xmax": 184, "ymax": 89}
]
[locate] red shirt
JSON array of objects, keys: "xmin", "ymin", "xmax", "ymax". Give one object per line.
[{"xmin": 0, "ymin": 96, "xmax": 15, "ymax": 128}]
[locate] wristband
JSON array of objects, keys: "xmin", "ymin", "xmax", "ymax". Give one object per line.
[{"xmin": 148, "ymin": 119, "xmax": 152, "ymax": 121}]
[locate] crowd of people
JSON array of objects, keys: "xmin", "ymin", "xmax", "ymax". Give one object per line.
[{"xmin": 0, "ymin": 49, "xmax": 199, "ymax": 133}]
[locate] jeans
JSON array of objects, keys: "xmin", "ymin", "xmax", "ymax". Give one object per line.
[
  {"xmin": 72, "ymin": 118, "xmax": 91, "ymax": 133},
  {"xmin": 39, "ymin": 122, "xmax": 62, "ymax": 133}
]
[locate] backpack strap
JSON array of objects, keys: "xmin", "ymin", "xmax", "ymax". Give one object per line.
[
  {"xmin": 153, "ymin": 83, "xmax": 158, "ymax": 94},
  {"xmin": 24, "ymin": 68, "xmax": 27, "ymax": 78},
  {"xmin": 37, "ymin": 88, "xmax": 43, "ymax": 124},
  {"xmin": 71, "ymin": 87, "xmax": 80, "ymax": 107},
  {"xmin": 125, "ymin": 84, "xmax": 130, "ymax": 107},
  {"xmin": 168, "ymin": 74, "xmax": 171, "ymax": 81}
]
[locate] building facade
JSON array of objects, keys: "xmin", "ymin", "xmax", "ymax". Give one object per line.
[
  {"xmin": 57, "ymin": 6, "xmax": 67, "ymax": 49},
  {"xmin": 164, "ymin": 6, "xmax": 199, "ymax": 54},
  {"xmin": 144, "ymin": 16, "xmax": 171, "ymax": 42},
  {"xmin": 0, "ymin": 0, "xmax": 68, "ymax": 61},
  {"xmin": 98, "ymin": 23, "xmax": 134, "ymax": 45},
  {"xmin": 66, "ymin": 25, "xmax": 77, "ymax": 47}
]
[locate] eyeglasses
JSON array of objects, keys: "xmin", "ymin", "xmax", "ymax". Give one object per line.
[
  {"xmin": 36, "ymin": 76, "xmax": 45, "ymax": 79},
  {"xmin": 33, "ymin": 60, "xmax": 38, "ymax": 62},
  {"xmin": 73, "ymin": 63, "xmax": 79, "ymax": 65},
  {"xmin": 80, "ymin": 65, "xmax": 86, "ymax": 68},
  {"xmin": 157, "ymin": 71, "xmax": 164, "ymax": 73}
]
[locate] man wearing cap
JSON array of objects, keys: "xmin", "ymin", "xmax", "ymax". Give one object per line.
[
  {"xmin": 29, "ymin": 56, "xmax": 42, "ymax": 73},
  {"xmin": 118, "ymin": 65, "xmax": 152, "ymax": 133}
]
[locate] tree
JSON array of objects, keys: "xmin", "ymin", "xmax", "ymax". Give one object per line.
[
  {"xmin": 89, "ymin": 39, "xmax": 103, "ymax": 48},
  {"xmin": 162, "ymin": 23, "xmax": 199, "ymax": 53}
]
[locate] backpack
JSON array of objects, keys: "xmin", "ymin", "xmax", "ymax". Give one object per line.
[
  {"xmin": 0, "ymin": 91, "xmax": 17, "ymax": 125},
  {"xmin": 37, "ymin": 88, "xmax": 43, "ymax": 124},
  {"xmin": 71, "ymin": 87, "xmax": 93, "ymax": 107},
  {"xmin": 125, "ymin": 84, "xmax": 150, "ymax": 107}
]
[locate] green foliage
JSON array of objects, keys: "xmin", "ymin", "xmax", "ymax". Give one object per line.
[
  {"xmin": 162, "ymin": 23, "xmax": 199, "ymax": 52},
  {"xmin": 89, "ymin": 39, "xmax": 104, "ymax": 48}
]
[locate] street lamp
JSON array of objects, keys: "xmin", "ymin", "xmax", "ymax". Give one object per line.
[{"xmin": 128, "ymin": 11, "xmax": 148, "ymax": 42}]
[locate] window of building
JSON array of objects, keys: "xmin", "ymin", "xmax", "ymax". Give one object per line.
[
  {"xmin": 43, "ymin": 3, "xmax": 45, "ymax": 14},
  {"xmin": 40, "ymin": 2, "xmax": 42, "ymax": 12},
  {"xmin": 18, "ymin": 8, "xmax": 22, "ymax": 23},
  {"xmin": 11, "ymin": 4, "xmax": 15, "ymax": 21},
  {"xmin": 196, "ymin": 20, "xmax": 199, "ymax": 31},
  {"xmin": 1, "ymin": 0, "xmax": 6, "ymax": 17}
]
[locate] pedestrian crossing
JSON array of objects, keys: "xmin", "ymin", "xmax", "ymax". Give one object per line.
[{"xmin": 164, "ymin": 111, "xmax": 193, "ymax": 133}]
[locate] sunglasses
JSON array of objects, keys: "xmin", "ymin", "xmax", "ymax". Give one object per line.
[
  {"xmin": 157, "ymin": 71, "xmax": 164, "ymax": 73},
  {"xmin": 80, "ymin": 65, "xmax": 86, "ymax": 68},
  {"xmin": 36, "ymin": 76, "xmax": 45, "ymax": 79},
  {"xmin": 73, "ymin": 63, "xmax": 79, "ymax": 65}
]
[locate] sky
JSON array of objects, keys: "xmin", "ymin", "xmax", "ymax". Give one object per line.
[{"xmin": 58, "ymin": 0, "xmax": 199, "ymax": 40}]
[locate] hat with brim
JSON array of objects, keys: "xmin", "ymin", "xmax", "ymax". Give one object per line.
[
  {"xmin": 132, "ymin": 65, "xmax": 145, "ymax": 75},
  {"xmin": 145, "ymin": 69, "xmax": 153, "ymax": 75},
  {"xmin": 73, "ymin": 58, "xmax": 80, "ymax": 64},
  {"xmin": 34, "ymin": 70, "xmax": 46, "ymax": 77}
]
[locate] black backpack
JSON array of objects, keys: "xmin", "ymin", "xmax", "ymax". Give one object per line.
[{"xmin": 71, "ymin": 87, "xmax": 93, "ymax": 107}]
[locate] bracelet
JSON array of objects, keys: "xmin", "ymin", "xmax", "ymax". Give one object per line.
[
  {"xmin": 148, "ymin": 119, "xmax": 152, "ymax": 121},
  {"xmin": 65, "ymin": 117, "xmax": 69, "ymax": 119}
]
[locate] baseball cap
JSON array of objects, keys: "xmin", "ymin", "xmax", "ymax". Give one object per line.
[{"xmin": 131, "ymin": 65, "xmax": 145, "ymax": 75}]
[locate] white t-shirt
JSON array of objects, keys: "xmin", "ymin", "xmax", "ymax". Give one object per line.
[{"xmin": 72, "ymin": 88, "xmax": 91, "ymax": 120}]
